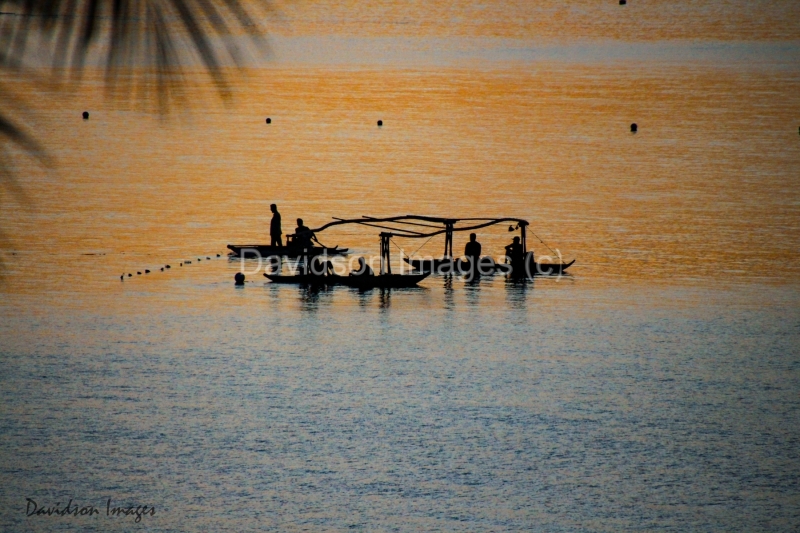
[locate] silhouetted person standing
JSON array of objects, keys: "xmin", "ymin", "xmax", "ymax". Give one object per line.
[
  {"xmin": 464, "ymin": 233, "xmax": 482, "ymax": 260},
  {"xmin": 463, "ymin": 232, "xmax": 483, "ymax": 279},
  {"xmin": 505, "ymin": 236, "xmax": 524, "ymax": 275},
  {"xmin": 270, "ymin": 204, "xmax": 282, "ymax": 247}
]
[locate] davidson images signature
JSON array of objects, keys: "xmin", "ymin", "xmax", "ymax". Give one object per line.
[{"xmin": 26, "ymin": 498, "xmax": 155, "ymax": 523}]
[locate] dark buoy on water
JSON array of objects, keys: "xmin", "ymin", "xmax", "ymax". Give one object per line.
[
  {"xmin": 82, "ymin": 111, "xmax": 89, "ymax": 120},
  {"xmin": 235, "ymin": 272, "xmax": 245, "ymax": 285},
  {"xmin": 120, "ymin": 274, "xmax": 124, "ymax": 281},
  {"xmin": 137, "ymin": 271, "xmax": 141, "ymax": 275},
  {"xmin": 160, "ymin": 267, "xmax": 164, "ymax": 271},
  {"xmin": 216, "ymin": 254, "xmax": 221, "ymax": 257},
  {"xmin": 630, "ymin": 123, "xmax": 638, "ymax": 133},
  {"xmin": 128, "ymin": 273, "xmax": 132, "ymax": 277},
  {"xmin": 145, "ymin": 269, "xmax": 150, "ymax": 274},
  {"xmin": 377, "ymin": 120, "xmax": 383, "ymax": 127},
  {"xmin": 619, "ymin": 0, "xmax": 626, "ymax": 5},
  {"xmin": 166, "ymin": 265, "xmax": 171, "ymax": 269},
  {"xmin": 266, "ymin": 117, "xmax": 271, "ymax": 124}
]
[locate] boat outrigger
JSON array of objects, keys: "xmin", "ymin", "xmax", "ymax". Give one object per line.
[{"xmin": 257, "ymin": 215, "xmax": 573, "ymax": 287}]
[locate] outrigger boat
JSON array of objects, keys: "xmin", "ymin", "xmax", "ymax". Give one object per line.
[{"xmin": 259, "ymin": 214, "xmax": 572, "ymax": 286}]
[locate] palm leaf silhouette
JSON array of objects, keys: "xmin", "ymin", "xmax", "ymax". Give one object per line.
[{"xmin": 0, "ymin": 0, "xmax": 270, "ymax": 278}]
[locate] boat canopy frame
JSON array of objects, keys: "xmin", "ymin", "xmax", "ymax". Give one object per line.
[{"xmin": 311, "ymin": 215, "xmax": 532, "ymax": 274}]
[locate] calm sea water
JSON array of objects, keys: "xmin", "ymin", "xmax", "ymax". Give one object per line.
[{"xmin": 2, "ymin": 1, "xmax": 800, "ymax": 531}]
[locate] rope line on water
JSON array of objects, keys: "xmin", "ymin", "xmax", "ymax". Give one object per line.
[{"xmin": 120, "ymin": 252, "xmax": 224, "ymax": 280}]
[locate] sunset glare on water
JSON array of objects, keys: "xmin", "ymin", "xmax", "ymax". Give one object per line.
[{"xmin": 1, "ymin": 0, "xmax": 799, "ymax": 531}]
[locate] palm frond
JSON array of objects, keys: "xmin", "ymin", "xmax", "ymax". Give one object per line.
[{"xmin": 0, "ymin": 0, "xmax": 271, "ymax": 278}]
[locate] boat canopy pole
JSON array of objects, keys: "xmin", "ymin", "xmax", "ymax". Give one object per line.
[
  {"xmin": 444, "ymin": 221, "xmax": 454, "ymax": 258},
  {"xmin": 520, "ymin": 221, "xmax": 528, "ymax": 254},
  {"xmin": 380, "ymin": 232, "xmax": 392, "ymax": 275}
]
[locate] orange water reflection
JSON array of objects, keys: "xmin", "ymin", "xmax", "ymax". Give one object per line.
[{"xmin": 1, "ymin": 62, "xmax": 799, "ymax": 303}]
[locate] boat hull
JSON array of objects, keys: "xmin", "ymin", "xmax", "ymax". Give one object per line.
[{"xmin": 227, "ymin": 244, "xmax": 348, "ymax": 258}]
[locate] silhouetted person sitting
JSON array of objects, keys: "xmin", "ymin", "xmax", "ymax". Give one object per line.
[
  {"xmin": 310, "ymin": 256, "xmax": 333, "ymax": 276},
  {"xmin": 350, "ymin": 257, "xmax": 374, "ymax": 277},
  {"xmin": 270, "ymin": 204, "xmax": 282, "ymax": 247},
  {"xmin": 293, "ymin": 218, "xmax": 318, "ymax": 249},
  {"xmin": 505, "ymin": 236, "xmax": 525, "ymax": 275}
]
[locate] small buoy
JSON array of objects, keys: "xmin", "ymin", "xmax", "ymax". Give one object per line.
[
  {"xmin": 160, "ymin": 267, "xmax": 164, "ymax": 271},
  {"xmin": 235, "ymin": 272, "xmax": 245, "ymax": 285},
  {"xmin": 377, "ymin": 120, "xmax": 383, "ymax": 126},
  {"xmin": 619, "ymin": 0, "xmax": 626, "ymax": 4},
  {"xmin": 216, "ymin": 254, "xmax": 221, "ymax": 257},
  {"xmin": 137, "ymin": 271, "xmax": 141, "ymax": 275},
  {"xmin": 180, "ymin": 263, "xmax": 183, "ymax": 266},
  {"xmin": 82, "ymin": 111, "xmax": 89, "ymax": 120},
  {"xmin": 198, "ymin": 258, "xmax": 201, "ymax": 261},
  {"xmin": 206, "ymin": 256, "xmax": 210, "ymax": 260},
  {"xmin": 145, "ymin": 269, "xmax": 150, "ymax": 274},
  {"xmin": 630, "ymin": 123, "xmax": 638, "ymax": 133},
  {"xmin": 266, "ymin": 117, "xmax": 271, "ymax": 124},
  {"xmin": 120, "ymin": 274, "xmax": 124, "ymax": 281},
  {"xmin": 166, "ymin": 265, "xmax": 171, "ymax": 269},
  {"xmin": 128, "ymin": 273, "xmax": 132, "ymax": 277}
]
